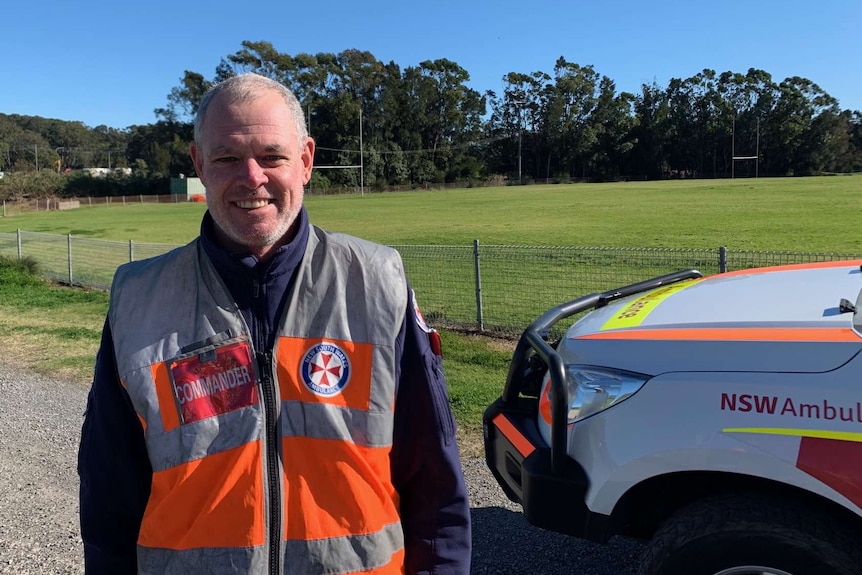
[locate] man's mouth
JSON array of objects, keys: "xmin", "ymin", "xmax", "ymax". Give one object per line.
[{"xmin": 235, "ymin": 199, "xmax": 270, "ymax": 209}]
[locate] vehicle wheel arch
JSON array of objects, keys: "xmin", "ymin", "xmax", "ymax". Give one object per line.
[{"xmin": 610, "ymin": 470, "xmax": 862, "ymax": 540}]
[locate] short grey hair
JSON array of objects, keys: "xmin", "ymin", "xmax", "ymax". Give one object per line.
[{"xmin": 193, "ymin": 73, "xmax": 308, "ymax": 146}]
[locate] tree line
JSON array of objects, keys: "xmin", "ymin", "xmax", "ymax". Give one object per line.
[{"xmin": 2, "ymin": 41, "xmax": 861, "ymax": 199}]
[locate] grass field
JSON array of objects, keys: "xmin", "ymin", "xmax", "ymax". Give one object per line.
[
  {"xmin": 1, "ymin": 176, "xmax": 861, "ymax": 452},
  {"xmin": 2, "ymin": 176, "xmax": 862, "ymax": 251}
]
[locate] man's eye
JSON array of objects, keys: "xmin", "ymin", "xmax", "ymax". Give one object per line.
[{"xmin": 213, "ymin": 157, "xmax": 236, "ymax": 164}]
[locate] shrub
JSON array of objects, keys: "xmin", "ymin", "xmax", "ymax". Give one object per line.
[{"xmin": 0, "ymin": 256, "xmax": 43, "ymax": 287}]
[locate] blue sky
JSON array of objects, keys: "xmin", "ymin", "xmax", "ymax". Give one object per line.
[{"xmin": 3, "ymin": 0, "xmax": 859, "ymax": 130}]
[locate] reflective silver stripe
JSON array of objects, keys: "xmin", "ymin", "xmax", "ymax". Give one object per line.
[
  {"xmin": 368, "ymin": 346, "xmax": 398, "ymax": 411},
  {"xmin": 280, "ymin": 401, "xmax": 394, "ymax": 446},
  {"xmin": 138, "ymin": 544, "xmax": 265, "ymax": 575},
  {"xmin": 283, "ymin": 521, "xmax": 404, "ymax": 575},
  {"xmin": 147, "ymin": 407, "xmax": 264, "ymax": 472}
]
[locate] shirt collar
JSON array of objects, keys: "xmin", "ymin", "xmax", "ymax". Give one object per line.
[{"xmin": 199, "ymin": 206, "xmax": 309, "ymax": 278}]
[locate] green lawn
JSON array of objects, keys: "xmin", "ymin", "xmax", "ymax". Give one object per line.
[{"xmin": 3, "ymin": 176, "xmax": 862, "ymax": 252}]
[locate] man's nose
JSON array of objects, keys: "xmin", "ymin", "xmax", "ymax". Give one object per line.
[{"xmin": 239, "ymin": 159, "xmax": 267, "ymax": 188}]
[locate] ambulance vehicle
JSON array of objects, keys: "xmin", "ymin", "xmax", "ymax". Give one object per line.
[{"xmin": 484, "ymin": 261, "xmax": 862, "ymax": 575}]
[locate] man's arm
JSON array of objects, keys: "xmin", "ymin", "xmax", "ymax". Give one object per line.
[
  {"xmin": 78, "ymin": 320, "xmax": 152, "ymax": 574},
  {"xmin": 391, "ymin": 287, "xmax": 472, "ymax": 574}
]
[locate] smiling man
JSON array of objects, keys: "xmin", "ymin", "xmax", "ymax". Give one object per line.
[
  {"xmin": 190, "ymin": 82, "xmax": 311, "ymax": 259},
  {"xmin": 78, "ymin": 73, "xmax": 472, "ymax": 575}
]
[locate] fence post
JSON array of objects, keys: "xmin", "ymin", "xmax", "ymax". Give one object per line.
[
  {"xmin": 473, "ymin": 239, "xmax": 484, "ymax": 332},
  {"xmin": 129, "ymin": 239, "xmax": 134, "ymax": 262},
  {"xmin": 17, "ymin": 229, "xmax": 22, "ymax": 260},
  {"xmin": 140, "ymin": 194, "xmax": 144, "ymax": 205},
  {"xmin": 719, "ymin": 246, "xmax": 727, "ymax": 273},
  {"xmin": 68, "ymin": 234, "xmax": 73, "ymax": 285},
  {"xmin": 2, "ymin": 200, "xmax": 5, "ymax": 217}
]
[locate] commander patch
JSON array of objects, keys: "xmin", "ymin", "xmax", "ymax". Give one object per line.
[{"xmin": 170, "ymin": 340, "xmax": 258, "ymax": 425}]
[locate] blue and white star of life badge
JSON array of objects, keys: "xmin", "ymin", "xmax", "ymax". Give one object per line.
[{"xmin": 301, "ymin": 341, "xmax": 351, "ymax": 396}]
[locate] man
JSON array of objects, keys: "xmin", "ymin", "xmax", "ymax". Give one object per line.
[{"xmin": 77, "ymin": 73, "xmax": 472, "ymax": 574}]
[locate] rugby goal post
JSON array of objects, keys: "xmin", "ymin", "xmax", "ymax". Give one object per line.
[
  {"xmin": 307, "ymin": 106, "xmax": 365, "ymax": 196},
  {"xmin": 731, "ymin": 117, "xmax": 760, "ymax": 179}
]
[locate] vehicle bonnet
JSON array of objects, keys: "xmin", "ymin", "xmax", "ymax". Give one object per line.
[{"xmin": 557, "ymin": 261, "xmax": 862, "ymax": 374}]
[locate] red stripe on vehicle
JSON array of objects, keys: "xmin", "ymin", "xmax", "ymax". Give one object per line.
[
  {"xmin": 797, "ymin": 437, "xmax": 862, "ymax": 510},
  {"xmin": 492, "ymin": 414, "xmax": 536, "ymax": 458},
  {"xmin": 578, "ymin": 327, "xmax": 860, "ymax": 342},
  {"xmin": 720, "ymin": 260, "xmax": 862, "ymax": 278}
]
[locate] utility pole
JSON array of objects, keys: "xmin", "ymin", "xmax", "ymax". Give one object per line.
[
  {"xmin": 512, "ymin": 100, "xmax": 526, "ymax": 184},
  {"xmin": 756, "ymin": 117, "xmax": 760, "ymax": 178}
]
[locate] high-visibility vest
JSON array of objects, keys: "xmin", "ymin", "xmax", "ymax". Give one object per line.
[{"xmin": 109, "ymin": 225, "xmax": 408, "ymax": 574}]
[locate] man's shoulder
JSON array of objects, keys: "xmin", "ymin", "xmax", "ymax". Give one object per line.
[
  {"xmin": 310, "ymin": 225, "xmax": 397, "ymax": 257},
  {"xmin": 114, "ymin": 240, "xmax": 198, "ymax": 282}
]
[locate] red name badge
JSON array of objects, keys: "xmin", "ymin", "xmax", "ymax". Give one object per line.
[{"xmin": 170, "ymin": 341, "xmax": 259, "ymax": 425}]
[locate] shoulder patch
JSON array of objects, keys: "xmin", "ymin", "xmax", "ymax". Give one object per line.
[{"xmin": 412, "ymin": 289, "xmax": 442, "ymax": 356}]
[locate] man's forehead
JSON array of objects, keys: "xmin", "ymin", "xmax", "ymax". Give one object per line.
[
  {"xmin": 201, "ymin": 114, "xmax": 296, "ymax": 148},
  {"xmin": 208, "ymin": 141, "xmax": 291, "ymax": 154},
  {"xmin": 207, "ymin": 118, "xmax": 287, "ymax": 136}
]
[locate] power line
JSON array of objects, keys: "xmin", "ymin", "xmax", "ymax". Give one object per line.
[{"xmin": 315, "ymin": 134, "xmax": 506, "ymax": 157}]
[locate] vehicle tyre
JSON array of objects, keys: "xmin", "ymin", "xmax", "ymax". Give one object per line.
[{"xmin": 636, "ymin": 493, "xmax": 862, "ymax": 575}]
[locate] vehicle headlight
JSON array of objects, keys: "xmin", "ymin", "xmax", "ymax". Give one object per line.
[{"xmin": 558, "ymin": 366, "xmax": 648, "ymax": 423}]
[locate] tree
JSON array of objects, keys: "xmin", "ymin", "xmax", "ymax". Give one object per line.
[
  {"xmin": 158, "ymin": 43, "xmax": 862, "ymax": 186},
  {"xmin": 393, "ymin": 59, "xmax": 485, "ymax": 184},
  {"xmin": 630, "ymin": 82, "xmax": 672, "ymax": 179},
  {"xmin": 126, "ymin": 121, "xmax": 193, "ymax": 178},
  {"xmin": 546, "ymin": 58, "xmax": 601, "ymax": 179},
  {"xmin": 157, "ymin": 71, "xmax": 211, "ymax": 123},
  {"xmin": 587, "ymin": 78, "xmax": 636, "ymax": 181}
]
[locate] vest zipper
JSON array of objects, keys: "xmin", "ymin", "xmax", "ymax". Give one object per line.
[
  {"xmin": 257, "ymin": 349, "xmax": 281, "ymax": 575},
  {"xmin": 253, "ymin": 277, "xmax": 281, "ymax": 574}
]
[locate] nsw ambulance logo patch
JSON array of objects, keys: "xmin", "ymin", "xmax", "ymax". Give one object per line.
[{"xmin": 301, "ymin": 341, "xmax": 351, "ymax": 397}]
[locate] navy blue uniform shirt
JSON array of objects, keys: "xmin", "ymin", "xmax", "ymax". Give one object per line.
[{"xmin": 78, "ymin": 207, "xmax": 472, "ymax": 574}]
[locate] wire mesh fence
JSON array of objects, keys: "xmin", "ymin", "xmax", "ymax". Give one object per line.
[
  {"xmin": 1, "ymin": 229, "xmax": 860, "ymax": 336},
  {"xmin": 0, "ymin": 195, "xmax": 188, "ymax": 217}
]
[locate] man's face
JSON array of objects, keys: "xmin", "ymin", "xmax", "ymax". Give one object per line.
[{"xmin": 190, "ymin": 90, "xmax": 314, "ymax": 261}]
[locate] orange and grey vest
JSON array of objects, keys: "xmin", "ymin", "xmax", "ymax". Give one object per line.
[{"xmin": 109, "ymin": 225, "xmax": 408, "ymax": 574}]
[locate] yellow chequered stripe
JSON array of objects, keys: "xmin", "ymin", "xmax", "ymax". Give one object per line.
[
  {"xmin": 601, "ymin": 279, "xmax": 702, "ymax": 330},
  {"xmin": 723, "ymin": 427, "xmax": 862, "ymax": 443}
]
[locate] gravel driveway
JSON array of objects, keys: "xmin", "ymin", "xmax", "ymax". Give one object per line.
[{"xmin": 0, "ymin": 364, "xmax": 644, "ymax": 574}]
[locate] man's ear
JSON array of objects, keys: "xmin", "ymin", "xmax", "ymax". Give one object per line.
[{"xmin": 301, "ymin": 137, "xmax": 316, "ymax": 185}]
